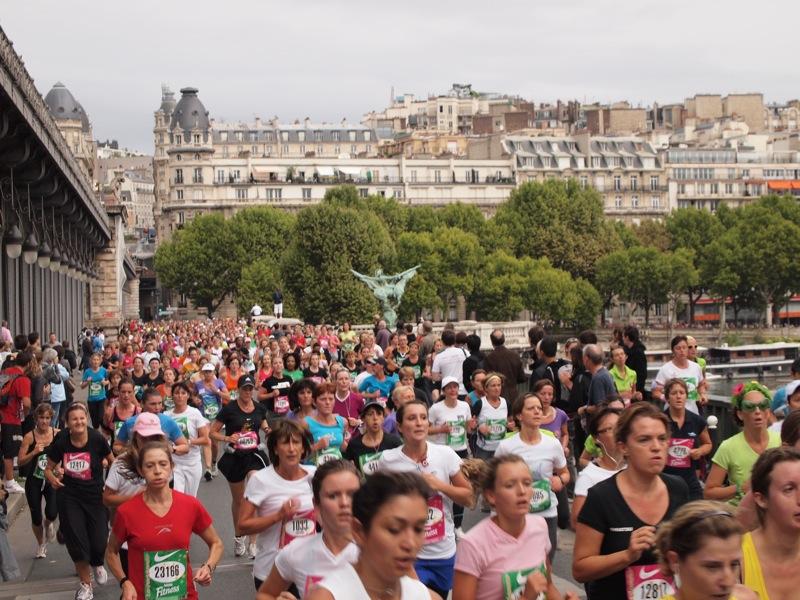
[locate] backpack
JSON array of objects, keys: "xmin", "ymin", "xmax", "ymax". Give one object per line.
[
  {"xmin": 565, "ymin": 369, "xmax": 591, "ymax": 416},
  {"xmin": 0, "ymin": 373, "xmax": 20, "ymax": 407}
]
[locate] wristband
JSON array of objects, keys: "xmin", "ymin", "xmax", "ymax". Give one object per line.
[{"xmin": 120, "ymin": 576, "xmax": 130, "ymax": 588}]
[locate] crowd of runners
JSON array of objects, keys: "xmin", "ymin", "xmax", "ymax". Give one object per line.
[{"xmin": 0, "ymin": 316, "xmax": 798, "ymax": 600}]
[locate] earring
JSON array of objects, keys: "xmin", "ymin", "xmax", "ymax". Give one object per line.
[{"xmin": 672, "ymin": 566, "xmax": 682, "ymax": 589}]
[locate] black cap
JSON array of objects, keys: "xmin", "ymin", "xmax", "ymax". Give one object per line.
[
  {"xmin": 368, "ymin": 356, "xmax": 387, "ymax": 367},
  {"xmin": 360, "ymin": 400, "xmax": 386, "ymax": 416},
  {"xmin": 237, "ymin": 374, "xmax": 255, "ymax": 388}
]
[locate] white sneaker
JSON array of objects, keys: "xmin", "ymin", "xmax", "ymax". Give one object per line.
[
  {"xmin": 454, "ymin": 527, "xmax": 465, "ymax": 541},
  {"xmin": 247, "ymin": 541, "xmax": 257, "ymax": 559},
  {"xmin": 210, "ymin": 465, "xmax": 219, "ymax": 477},
  {"xmin": 46, "ymin": 520, "xmax": 57, "ymax": 543},
  {"xmin": 233, "ymin": 535, "xmax": 246, "ymax": 557},
  {"xmin": 4, "ymin": 479, "xmax": 24, "ymax": 494},
  {"xmin": 75, "ymin": 582, "xmax": 93, "ymax": 600},
  {"xmin": 93, "ymin": 565, "xmax": 108, "ymax": 585},
  {"xmin": 35, "ymin": 543, "xmax": 47, "ymax": 558}
]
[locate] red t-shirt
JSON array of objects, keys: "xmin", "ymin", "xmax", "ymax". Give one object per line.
[
  {"xmin": 112, "ymin": 491, "xmax": 213, "ymax": 600},
  {"xmin": 0, "ymin": 366, "xmax": 31, "ymax": 425}
]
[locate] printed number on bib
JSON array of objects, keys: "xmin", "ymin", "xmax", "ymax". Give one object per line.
[
  {"xmin": 201, "ymin": 395, "xmax": 219, "ymax": 419},
  {"xmin": 274, "ymin": 396, "xmax": 289, "ymax": 414},
  {"xmin": 529, "ymin": 479, "xmax": 552, "ymax": 513},
  {"xmin": 174, "ymin": 417, "xmax": 189, "ymax": 439},
  {"xmin": 424, "ymin": 493, "xmax": 445, "ymax": 544},
  {"xmin": 358, "ymin": 451, "xmax": 382, "ymax": 475},
  {"xmin": 33, "ymin": 453, "xmax": 48, "ymax": 480},
  {"xmin": 315, "ymin": 446, "xmax": 342, "ymax": 465},
  {"xmin": 446, "ymin": 419, "xmax": 466, "ymax": 447},
  {"xmin": 279, "ymin": 509, "xmax": 316, "ymax": 548},
  {"xmin": 625, "ymin": 564, "xmax": 674, "ymax": 600},
  {"xmin": 163, "ymin": 396, "xmax": 174, "ymax": 411},
  {"xmin": 235, "ymin": 431, "xmax": 258, "ymax": 451},
  {"xmin": 486, "ymin": 419, "xmax": 507, "ymax": 441},
  {"xmin": 144, "ymin": 549, "xmax": 187, "ymax": 600},
  {"xmin": 64, "ymin": 452, "xmax": 91, "ymax": 480},
  {"xmin": 89, "ymin": 382, "xmax": 102, "ymax": 396},
  {"xmin": 501, "ymin": 563, "xmax": 547, "ymax": 600},
  {"xmin": 666, "ymin": 438, "xmax": 693, "ymax": 468}
]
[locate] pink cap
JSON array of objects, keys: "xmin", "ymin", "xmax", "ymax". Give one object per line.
[{"xmin": 132, "ymin": 412, "xmax": 163, "ymax": 438}]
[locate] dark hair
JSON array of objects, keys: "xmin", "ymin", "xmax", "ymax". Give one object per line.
[
  {"xmin": 664, "ymin": 378, "xmax": 689, "ymax": 398},
  {"xmin": 791, "ymin": 357, "xmax": 800, "ymax": 375},
  {"xmin": 396, "ymin": 400, "xmax": 428, "ymax": 424},
  {"xmin": 289, "ymin": 378, "xmax": 317, "ymax": 411},
  {"xmin": 13, "ymin": 334, "xmax": 28, "ymax": 351},
  {"xmin": 578, "ymin": 330, "xmax": 598, "ymax": 345},
  {"xmin": 441, "ymin": 329, "xmax": 456, "ymax": 346},
  {"xmin": 615, "ymin": 402, "xmax": 670, "ymax": 445},
  {"xmin": 531, "ymin": 378, "xmax": 555, "ymax": 396},
  {"xmin": 118, "ymin": 377, "xmax": 135, "ymax": 390},
  {"xmin": 623, "ymin": 325, "xmax": 640, "ymax": 344},
  {"xmin": 479, "ymin": 454, "xmax": 529, "ymax": 493},
  {"xmin": 670, "ymin": 335, "xmax": 688, "ymax": 351},
  {"xmin": 569, "ymin": 344, "xmax": 584, "ymax": 370},
  {"xmin": 540, "ymin": 335, "xmax": 557, "ymax": 358},
  {"xmin": 589, "ymin": 406, "xmax": 622, "ymax": 437},
  {"xmin": 511, "ymin": 392, "xmax": 542, "ymax": 428},
  {"xmin": 490, "ymin": 329, "xmax": 505, "ymax": 347},
  {"xmin": 466, "ymin": 334, "xmax": 481, "ymax": 354},
  {"xmin": 313, "ymin": 381, "xmax": 336, "ymax": 400},
  {"xmin": 311, "ymin": 459, "xmax": 359, "ymax": 503},
  {"xmin": 136, "ymin": 440, "xmax": 174, "ymax": 473},
  {"xmin": 750, "ymin": 447, "xmax": 800, "ymax": 525},
  {"xmin": 34, "ymin": 403, "xmax": 54, "ymax": 419},
  {"xmin": 655, "ymin": 500, "xmax": 741, "ymax": 577},
  {"xmin": 470, "ymin": 368, "xmax": 486, "ymax": 382},
  {"xmin": 267, "ymin": 419, "xmax": 311, "ymax": 467},
  {"xmin": 28, "ymin": 331, "xmax": 40, "ymax": 346},
  {"xmin": 527, "ymin": 326, "xmax": 544, "ymax": 347},
  {"xmin": 171, "ymin": 381, "xmax": 191, "ymax": 398},
  {"xmin": 142, "ymin": 387, "xmax": 163, "ymax": 405},
  {"xmin": 65, "ymin": 401, "xmax": 88, "ymax": 419},
  {"xmin": 15, "ymin": 350, "xmax": 33, "ymax": 368},
  {"xmin": 781, "ymin": 411, "xmax": 800, "ymax": 447},
  {"xmin": 353, "ymin": 471, "xmax": 431, "ymax": 532}
]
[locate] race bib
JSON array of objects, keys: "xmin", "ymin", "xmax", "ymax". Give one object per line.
[
  {"xmin": 64, "ymin": 452, "xmax": 91, "ymax": 481},
  {"xmin": 485, "ymin": 419, "xmax": 507, "ymax": 441},
  {"xmin": 201, "ymin": 394, "xmax": 219, "ymax": 419},
  {"xmin": 625, "ymin": 564, "xmax": 675, "ymax": 600},
  {"xmin": 682, "ymin": 377, "xmax": 699, "ymax": 402},
  {"xmin": 501, "ymin": 563, "xmax": 547, "ymax": 600},
  {"xmin": 229, "ymin": 390, "xmax": 239, "ymax": 402},
  {"xmin": 144, "ymin": 549, "xmax": 187, "ymax": 600},
  {"xmin": 358, "ymin": 451, "xmax": 382, "ymax": 475},
  {"xmin": 88, "ymin": 382, "xmax": 102, "ymax": 396},
  {"xmin": 279, "ymin": 509, "xmax": 316, "ymax": 548},
  {"xmin": 173, "ymin": 416, "xmax": 189, "ymax": 439},
  {"xmin": 33, "ymin": 454, "xmax": 48, "ymax": 480},
  {"xmin": 666, "ymin": 438, "xmax": 694, "ymax": 469},
  {"xmin": 424, "ymin": 493, "xmax": 445, "ymax": 544},
  {"xmin": 235, "ymin": 431, "xmax": 258, "ymax": 451},
  {"xmin": 530, "ymin": 479, "xmax": 552, "ymax": 513},
  {"xmin": 315, "ymin": 446, "xmax": 342, "ymax": 465},
  {"xmin": 114, "ymin": 420, "xmax": 124, "ymax": 438},
  {"xmin": 304, "ymin": 575, "xmax": 324, "ymax": 597},
  {"xmin": 274, "ymin": 396, "xmax": 290, "ymax": 415},
  {"xmin": 446, "ymin": 419, "xmax": 466, "ymax": 447},
  {"xmin": 134, "ymin": 385, "xmax": 143, "ymax": 400},
  {"xmin": 163, "ymin": 396, "xmax": 174, "ymax": 411}
]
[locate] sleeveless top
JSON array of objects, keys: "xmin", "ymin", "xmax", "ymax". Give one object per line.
[
  {"xmin": 224, "ymin": 371, "xmax": 240, "ymax": 391},
  {"xmin": 319, "ymin": 563, "xmax": 430, "ymax": 600},
  {"xmin": 741, "ymin": 531, "xmax": 769, "ymax": 600},
  {"xmin": 25, "ymin": 428, "xmax": 54, "ymax": 478}
]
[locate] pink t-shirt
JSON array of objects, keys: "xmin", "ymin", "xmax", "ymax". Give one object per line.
[{"xmin": 455, "ymin": 514, "xmax": 551, "ymax": 600}]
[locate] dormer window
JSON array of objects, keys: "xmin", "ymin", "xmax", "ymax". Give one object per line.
[{"xmin": 175, "ymin": 135, "xmax": 182, "ymax": 145}]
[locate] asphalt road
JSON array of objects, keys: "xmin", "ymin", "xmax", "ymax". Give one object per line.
[{"xmin": 2, "ymin": 464, "xmax": 586, "ymax": 600}]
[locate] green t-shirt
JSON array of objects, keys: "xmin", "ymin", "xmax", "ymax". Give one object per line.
[
  {"xmin": 609, "ymin": 364, "xmax": 637, "ymax": 395},
  {"xmin": 711, "ymin": 430, "xmax": 781, "ymax": 506}
]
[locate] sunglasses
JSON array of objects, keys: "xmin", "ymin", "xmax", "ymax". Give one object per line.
[
  {"xmin": 687, "ymin": 345, "xmax": 697, "ymax": 349},
  {"xmin": 740, "ymin": 401, "xmax": 770, "ymax": 412}
]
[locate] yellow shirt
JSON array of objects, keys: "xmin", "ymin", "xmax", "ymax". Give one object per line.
[{"xmin": 741, "ymin": 531, "xmax": 769, "ymax": 600}]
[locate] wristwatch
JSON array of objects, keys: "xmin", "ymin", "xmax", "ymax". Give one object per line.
[{"xmin": 120, "ymin": 576, "xmax": 129, "ymax": 588}]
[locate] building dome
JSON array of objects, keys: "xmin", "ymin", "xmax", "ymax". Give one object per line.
[
  {"xmin": 170, "ymin": 87, "xmax": 209, "ymax": 139},
  {"xmin": 158, "ymin": 84, "xmax": 177, "ymax": 116},
  {"xmin": 44, "ymin": 81, "xmax": 91, "ymax": 132}
]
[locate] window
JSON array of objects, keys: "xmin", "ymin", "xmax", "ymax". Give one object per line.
[
  {"xmin": 252, "ymin": 145, "xmax": 259, "ymax": 155},
  {"xmin": 448, "ymin": 106, "xmax": 453, "ymax": 114},
  {"xmin": 725, "ymin": 183, "xmax": 734, "ymax": 194},
  {"xmin": 434, "ymin": 170, "xmax": 442, "ymax": 183},
  {"xmin": 193, "ymin": 134, "xmax": 201, "ymax": 145},
  {"xmin": 350, "ymin": 145, "xmax": 357, "ymax": 154},
  {"xmin": 317, "ymin": 145, "xmax": 323, "ymax": 156},
  {"xmin": 614, "ymin": 196, "xmax": 622, "ymax": 208},
  {"xmin": 650, "ymin": 195, "xmax": 660, "ymax": 209},
  {"xmin": 630, "ymin": 175, "xmax": 638, "ymax": 190},
  {"xmin": 410, "ymin": 170, "xmax": 417, "ymax": 183},
  {"xmin": 178, "ymin": 211, "xmax": 184, "ymax": 224},
  {"xmin": 579, "ymin": 176, "xmax": 588, "ymax": 189},
  {"xmin": 175, "ymin": 135, "xmax": 182, "ymax": 145},
  {"xmin": 365, "ymin": 145, "xmax": 371, "ymax": 154},
  {"xmin": 393, "ymin": 188, "xmax": 403, "ymax": 199},
  {"xmin": 193, "ymin": 168, "xmax": 202, "ymax": 183},
  {"xmin": 282, "ymin": 144, "xmax": 289, "ymax": 154},
  {"xmin": 334, "ymin": 145, "xmax": 340, "ymax": 155},
  {"xmin": 742, "ymin": 169, "xmax": 750, "ymax": 178},
  {"xmin": 193, "ymin": 190, "xmax": 202, "ymax": 200},
  {"xmin": 332, "ymin": 131, "xmax": 340, "ymax": 142},
  {"xmin": 439, "ymin": 105, "xmax": 444, "ymax": 113},
  {"xmin": 614, "ymin": 175, "xmax": 621, "ymax": 191},
  {"xmin": 349, "ymin": 131, "xmax": 356, "ymax": 142},
  {"xmin": 298, "ymin": 131, "xmax": 305, "ymax": 142},
  {"xmin": 591, "ymin": 156, "xmax": 602, "ymax": 168},
  {"xmin": 632, "ymin": 195, "xmax": 639, "ymax": 208},
  {"xmin": 710, "ymin": 183, "xmax": 719, "ymax": 195},
  {"xmin": 300, "ymin": 145, "xmax": 306, "ymax": 155},
  {"xmin": 266, "ymin": 145, "xmax": 272, "ymax": 155},
  {"xmin": 650, "ymin": 175, "xmax": 659, "ymax": 191},
  {"xmin": 220, "ymin": 132, "xmax": 228, "ymax": 142},
  {"xmin": 232, "ymin": 170, "xmax": 241, "ymax": 181},
  {"xmin": 359, "ymin": 188, "xmax": 368, "ymax": 198},
  {"xmin": 193, "ymin": 153, "xmax": 200, "ymax": 160},
  {"xmin": 176, "ymin": 154, "xmax": 182, "ymax": 161},
  {"xmin": 364, "ymin": 131, "xmax": 371, "ymax": 142},
  {"xmin": 176, "ymin": 189, "xmax": 184, "ymax": 200},
  {"xmin": 174, "ymin": 169, "xmax": 183, "ymax": 184},
  {"xmin": 236, "ymin": 188, "xmax": 248, "ymax": 200},
  {"xmin": 281, "ymin": 132, "xmax": 289, "ymax": 141},
  {"xmin": 678, "ymin": 183, "xmax": 686, "ymax": 194},
  {"xmin": 302, "ymin": 188, "xmax": 312, "ymax": 200}
]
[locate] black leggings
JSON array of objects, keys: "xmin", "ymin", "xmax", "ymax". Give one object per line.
[
  {"xmin": 453, "ymin": 449, "xmax": 469, "ymax": 528},
  {"xmin": 57, "ymin": 491, "xmax": 108, "ymax": 566},
  {"xmin": 24, "ymin": 476, "xmax": 57, "ymax": 527},
  {"xmin": 87, "ymin": 401, "xmax": 104, "ymax": 430}
]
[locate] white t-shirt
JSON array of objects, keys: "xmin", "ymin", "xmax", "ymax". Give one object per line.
[
  {"xmin": 652, "ymin": 360, "xmax": 705, "ymax": 414},
  {"xmin": 353, "ymin": 370, "xmax": 371, "ymax": 391},
  {"xmin": 319, "ymin": 563, "xmax": 429, "ymax": 600},
  {"xmin": 475, "ymin": 397, "xmax": 508, "ymax": 452},
  {"xmin": 244, "ymin": 464, "xmax": 317, "ymax": 580},
  {"xmin": 769, "ymin": 421, "xmax": 783, "ymax": 434},
  {"xmin": 105, "ymin": 458, "xmax": 145, "ymax": 551},
  {"xmin": 432, "ymin": 346, "xmax": 467, "ymax": 395},
  {"xmin": 495, "ymin": 432, "xmax": 566, "ymax": 519},
  {"xmin": 274, "ymin": 533, "xmax": 359, "ymax": 599},
  {"xmin": 376, "ymin": 443, "xmax": 462, "ymax": 560},
  {"xmin": 166, "ymin": 406, "xmax": 209, "ymax": 467},
  {"xmin": 428, "ymin": 399, "xmax": 472, "ymax": 451},
  {"xmin": 573, "ymin": 462, "xmax": 621, "ymax": 497}
]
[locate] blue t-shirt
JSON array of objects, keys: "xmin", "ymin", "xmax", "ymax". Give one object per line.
[
  {"xmin": 194, "ymin": 379, "xmax": 225, "ymax": 420},
  {"xmin": 83, "ymin": 367, "xmax": 108, "ymax": 402},
  {"xmin": 115, "ymin": 412, "xmax": 183, "ymax": 444},
  {"xmin": 358, "ymin": 374, "xmax": 398, "ymax": 403},
  {"xmin": 304, "ymin": 415, "xmax": 347, "ymax": 448},
  {"xmin": 772, "ymin": 385, "xmax": 788, "ymax": 414}
]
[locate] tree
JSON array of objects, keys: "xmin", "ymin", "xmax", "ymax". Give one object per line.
[
  {"xmin": 631, "ymin": 220, "xmax": 671, "ymax": 251},
  {"xmin": 664, "ymin": 248, "xmax": 700, "ymax": 339},
  {"xmin": 228, "ymin": 206, "xmax": 296, "ymax": 266},
  {"xmin": 237, "ymin": 258, "xmax": 294, "ymax": 317},
  {"xmin": 470, "ymin": 251, "xmax": 530, "ymax": 321},
  {"xmin": 594, "ymin": 250, "xmax": 632, "ymax": 326},
  {"xmin": 438, "ymin": 203, "xmax": 486, "ymax": 236},
  {"xmin": 618, "ymin": 246, "xmax": 672, "ymax": 326},
  {"xmin": 493, "ymin": 179, "xmax": 621, "ymax": 280},
  {"xmin": 405, "ymin": 206, "xmax": 441, "ymax": 233},
  {"xmin": 429, "ymin": 227, "xmax": 483, "ymax": 308},
  {"xmin": 154, "ymin": 214, "xmax": 237, "ymax": 315},
  {"xmin": 665, "ymin": 208, "xmax": 724, "ymax": 323},
  {"xmin": 572, "ymin": 278, "xmax": 602, "ymax": 330}
]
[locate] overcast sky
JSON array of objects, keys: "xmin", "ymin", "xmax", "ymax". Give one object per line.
[{"xmin": 2, "ymin": 0, "xmax": 796, "ymax": 152}]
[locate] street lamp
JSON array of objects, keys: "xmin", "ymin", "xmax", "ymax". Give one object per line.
[
  {"xmin": 22, "ymin": 230, "xmax": 39, "ymax": 264},
  {"xmin": 37, "ymin": 238, "xmax": 51, "ymax": 269},
  {"xmin": 4, "ymin": 222, "xmax": 23, "ymax": 259}
]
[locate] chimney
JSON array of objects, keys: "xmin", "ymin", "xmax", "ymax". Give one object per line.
[{"xmin": 304, "ymin": 117, "xmax": 311, "ymax": 128}]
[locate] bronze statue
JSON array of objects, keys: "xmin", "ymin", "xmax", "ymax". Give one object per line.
[{"xmin": 351, "ymin": 265, "xmax": 420, "ymax": 326}]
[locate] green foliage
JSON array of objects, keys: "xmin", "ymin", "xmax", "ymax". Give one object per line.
[
  {"xmin": 631, "ymin": 220, "xmax": 671, "ymax": 252},
  {"xmin": 228, "ymin": 206, "xmax": 295, "ymax": 265},
  {"xmin": 437, "ymin": 203, "xmax": 486, "ymax": 236},
  {"xmin": 494, "ymin": 179, "xmax": 620, "ymax": 279},
  {"xmin": 237, "ymin": 259, "xmax": 294, "ymax": 317}
]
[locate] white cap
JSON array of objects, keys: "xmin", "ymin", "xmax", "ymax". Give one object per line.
[
  {"xmin": 441, "ymin": 375, "xmax": 460, "ymax": 389},
  {"xmin": 201, "ymin": 363, "xmax": 216, "ymax": 372},
  {"xmin": 786, "ymin": 380, "xmax": 800, "ymax": 398}
]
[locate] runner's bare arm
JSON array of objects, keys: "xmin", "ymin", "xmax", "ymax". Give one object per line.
[
  {"xmin": 255, "ymin": 563, "xmax": 292, "ymax": 600},
  {"xmin": 16, "ymin": 431, "xmax": 36, "ymax": 465},
  {"xmin": 105, "ymin": 532, "xmax": 135, "ymax": 599},
  {"xmin": 194, "ymin": 524, "xmax": 223, "ymax": 586}
]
